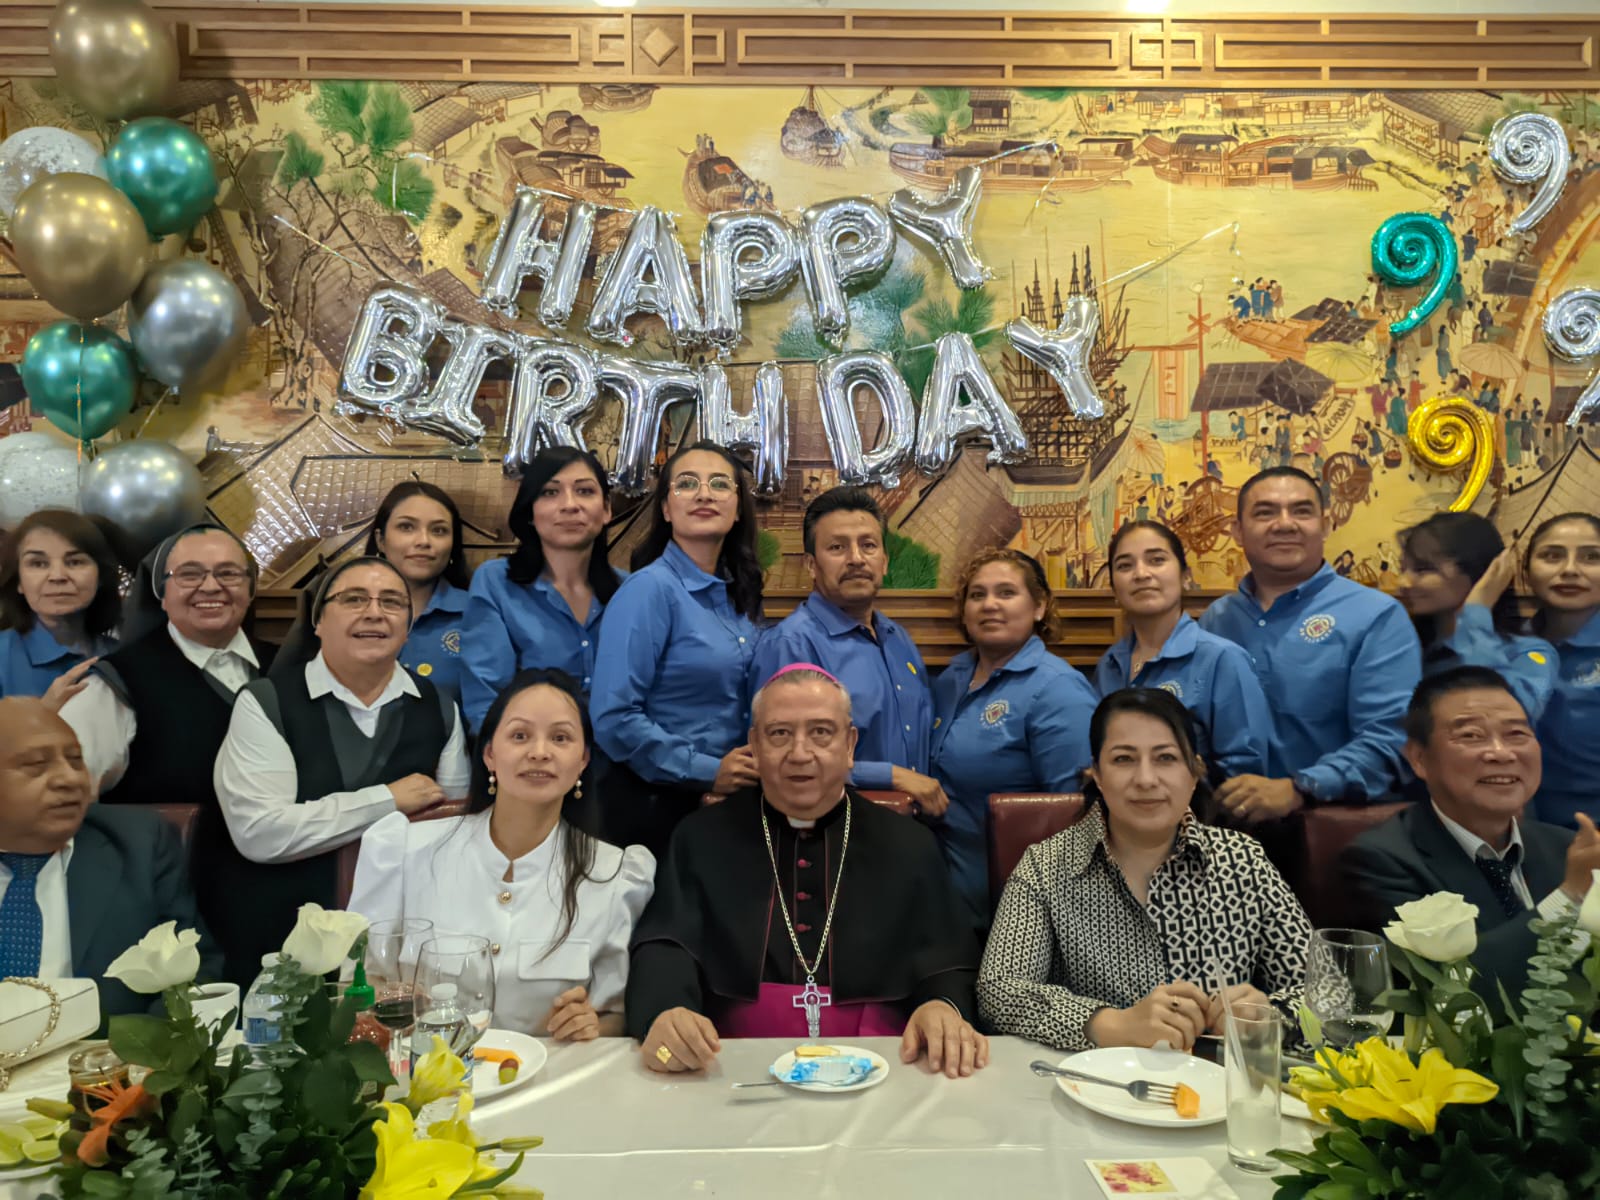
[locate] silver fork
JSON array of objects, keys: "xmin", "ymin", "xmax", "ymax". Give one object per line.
[{"xmin": 1029, "ymin": 1059, "xmax": 1179, "ymax": 1105}]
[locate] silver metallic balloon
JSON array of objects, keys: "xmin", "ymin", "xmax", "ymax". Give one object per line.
[
  {"xmin": 478, "ymin": 189, "xmax": 596, "ymax": 330},
  {"xmin": 78, "ymin": 438, "xmax": 205, "ymax": 557},
  {"xmin": 127, "ymin": 259, "xmax": 249, "ymax": 396},
  {"xmin": 1004, "ymin": 294, "xmax": 1105, "ymax": 418},
  {"xmin": 503, "ymin": 336, "xmax": 601, "ymax": 476},
  {"xmin": 405, "ymin": 320, "xmax": 518, "ymax": 446},
  {"xmin": 597, "ymin": 354, "xmax": 701, "ymax": 495},
  {"xmin": 1544, "ymin": 287, "xmax": 1600, "ymax": 427},
  {"xmin": 586, "ymin": 206, "xmax": 702, "ymax": 349},
  {"xmin": 700, "ymin": 211, "xmax": 802, "ymax": 357},
  {"xmin": 887, "ymin": 165, "xmax": 990, "ymax": 291},
  {"xmin": 697, "ymin": 362, "xmax": 788, "ymax": 495},
  {"xmin": 338, "ymin": 286, "xmax": 445, "ymax": 419},
  {"xmin": 914, "ymin": 332, "xmax": 1027, "ymax": 476},
  {"xmin": 1489, "ymin": 112, "xmax": 1571, "ymax": 236},
  {"xmin": 0, "ymin": 126, "xmax": 106, "ymax": 218},
  {"xmin": 814, "ymin": 350, "xmax": 915, "ymax": 488},
  {"xmin": 799, "ymin": 197, "xmax": 896, "ymax": 348},
  {"xmin": 0, "ymin": 437, "xmax": 81, "ymax": 526}
]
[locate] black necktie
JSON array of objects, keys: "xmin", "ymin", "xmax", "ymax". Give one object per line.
[{"xmin": 1475, "ymin": 853, "xmax": 1526, "ymax": 918}]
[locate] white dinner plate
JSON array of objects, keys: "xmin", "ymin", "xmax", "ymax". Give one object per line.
[
  {"xmin": 1051, "ymin": 1047, "xmax": 1225, "ymax": 1128},
  {"xmin": 767, "ymin": 1044, "xmax": 890, "ymax": 1094},
  {"xmin": 469, "ymin": 1030, "xmax": 548, "ymax": 1103}
]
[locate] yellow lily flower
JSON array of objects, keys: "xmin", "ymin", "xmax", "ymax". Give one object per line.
[
  {"xmin": 425, "ymin": 1090, "xmax": 479, "ymax": 1150},
  {"xmin": 359, "ymin": 1101, "xmax": 478, "ymax": 1200},
  {"xmin": 1566, "ymin": 1015, "xmax": 1600, "ymax": 1054},
  {"xmin": 1300, "ymin": 1041, "xmax": 1496, "ymax": 1134},
  {"xmin": 406, "ymin": 1036, "xmax": 469, "ymax": 1114}
]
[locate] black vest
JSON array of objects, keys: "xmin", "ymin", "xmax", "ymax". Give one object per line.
[{"xmin": 205, "ymin": 665, "xmax": 449, "ymax": 985}]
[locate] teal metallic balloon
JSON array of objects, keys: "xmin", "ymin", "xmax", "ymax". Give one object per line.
[
  {"xmin": 1371, "ymin": 212, "xmax": 1458, "ymax": 340},
  {"xmin": 105, "ymin": 116, "xmax": 218, "ymax": 237},
  {"xmin": 20, "ymin": 320, "xmax": 139, "ymax": 442}
]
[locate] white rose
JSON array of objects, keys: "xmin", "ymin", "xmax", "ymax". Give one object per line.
[
  {"xmin": 280, "ymin": 904, "xmax": 369, "ymax": 976},
  {"xmin": 1384, "ymin": 891, "xmax": 1480, "ymax": 963},
  {"xmin": 104, "ymin": 922, "xmax": 202, "ymax": 994},
  {"xmin": 1577, "ymin": 869, "xmax": 1600, "ymax": 938}
]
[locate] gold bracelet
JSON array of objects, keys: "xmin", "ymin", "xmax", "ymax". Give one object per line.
[{"xmin": 0, "ymin": 977, "xmax": 64, "ymax": 1092}]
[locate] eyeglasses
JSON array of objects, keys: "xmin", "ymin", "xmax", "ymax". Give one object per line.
[
  {"xmin": 326, "ymin": 589, "xmax": 411, "ymax": 615},
  {"xmin": 670, "ymin": 473, "xmax": 736, "ymax": 497},
  {"xmin": 167, "ymin": 564, "xmax": 252, "ymax": 589}
]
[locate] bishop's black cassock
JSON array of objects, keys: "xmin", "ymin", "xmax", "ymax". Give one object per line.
[{"xmin": 625, "ymin": 787, "xmax": 979, "ymax": 1041}]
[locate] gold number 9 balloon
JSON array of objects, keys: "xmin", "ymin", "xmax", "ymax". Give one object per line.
[{"xmin": 1406, "ymin": 395, "xmax": 1495, "ymax": 512}]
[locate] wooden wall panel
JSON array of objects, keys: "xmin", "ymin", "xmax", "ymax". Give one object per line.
[{"xmin": 2, "ymin": 4, "xmax": 1598, "ymax": 89}]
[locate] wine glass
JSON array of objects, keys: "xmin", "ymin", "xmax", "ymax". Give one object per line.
[
  {"xmin": 415, "ymin": 934, "xmax": 496, "ymax": 1059},
  {"xmin": 366, "ymin": 918, "xmax": 433, "ymax": 1082},
  {"xmin": 1305, "ymin": 928, "xmax": 1393, "ymax": 1049}
]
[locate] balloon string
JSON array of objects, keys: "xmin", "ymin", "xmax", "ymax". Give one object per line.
[
  {"xmin": 137, "ymin": 386, "xmax": 176, "ymax": 437},
  {"xmin": 268, "ymin": 215, "xmax": 385, "ymax": 277},
  {"xmin": 76, "ymin": 323, "xmax": 86, "ymax": 450}
]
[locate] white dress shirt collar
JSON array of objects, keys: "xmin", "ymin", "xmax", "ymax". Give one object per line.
[
  {"xmin": 1431, "ymin": 802, "xmax": 1525, "ymax": 865},
  {"xmin": 306, "ymin": 651, "xmax": 418, "ymax": 713},
  {"xmin": 166, "ymin": 622, "xmax": 259, "ymax": 670}
]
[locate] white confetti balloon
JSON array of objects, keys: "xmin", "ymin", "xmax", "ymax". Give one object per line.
[
  {"xmin": 0, "ymin": 437, "xmax": 82, "ymax": 526},
  {"xmin": 0, "ymin": 126, "xmax": 106, "ymax": 218}
]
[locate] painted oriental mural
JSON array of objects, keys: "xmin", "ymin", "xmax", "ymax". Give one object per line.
[{"xmin": 2, "ymin": 80, "xmax": 1598, "ymax": 590}]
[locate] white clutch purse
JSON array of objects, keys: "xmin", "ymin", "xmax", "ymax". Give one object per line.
[{"xmin": 0, "ymin": 978, "xmax": 101, "ymax": 1090}]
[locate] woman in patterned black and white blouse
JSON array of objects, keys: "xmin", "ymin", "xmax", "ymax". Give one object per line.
[{"xmin": 977, "ymin": 688, "xmax": 1311, "ymax": 1052}]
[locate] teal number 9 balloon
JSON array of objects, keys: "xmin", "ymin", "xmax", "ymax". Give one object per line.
[{"xmin": 1371, "ymin": 212, "xmax": 1458, "ymax": 339}]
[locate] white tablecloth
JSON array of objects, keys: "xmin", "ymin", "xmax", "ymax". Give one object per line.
[{"xmin": 1, "ymin": 1037, "xmax": 1310, "ymax": 1198}]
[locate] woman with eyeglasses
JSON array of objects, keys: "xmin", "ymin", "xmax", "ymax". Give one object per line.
[
  {"xmin": 461, "ymin": 448, "xmax": 621, "ymax": 730},
  {"xmin": 211, "ymin": 556, "xmax": 471, "ymax": 983},
  {"xmin": 0, "ymin": 510, "xmax": 121, "ymax": 709},
  {"xmin": 365, "ymin": 481, "xmax": 472, "ymax": 710},
  {"xmin": 589, "ymin": 440, "xmax": 764, "ymax": 856}
]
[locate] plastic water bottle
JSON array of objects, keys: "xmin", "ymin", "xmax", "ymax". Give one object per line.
[
  {"xmin": 242, "ymin": 953, "xmax": 288, "ymax": 1067},
  {"xmin": 411, "ymin": 982, "xmax": 467, "ymax": 1070}
]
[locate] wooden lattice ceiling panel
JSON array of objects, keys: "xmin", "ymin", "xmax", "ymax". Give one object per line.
[{"xmin": 1, "ymin": 5, "xmax": 1598, "ymax": 88}]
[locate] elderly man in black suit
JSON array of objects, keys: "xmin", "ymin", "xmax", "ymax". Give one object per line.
[
  {"xmin": 0, "ymin": 697, "xmax": 221, "ymax": 1023},
  {"xmin": 1342, "ymin": 666, "xmax": 1600, "ymax": 992}
]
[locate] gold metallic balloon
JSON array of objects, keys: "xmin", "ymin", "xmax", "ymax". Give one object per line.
[
  {"xmin": 47, "ymin": 0, "xmax": 178, "ymax": 122},
  {"xmin": 1406, "ymin": 395, "xmax": 1495, "ymax": 512},
  {"xmin": 10, "ymin": 173, "xmax": 150, "ymax": 321}
]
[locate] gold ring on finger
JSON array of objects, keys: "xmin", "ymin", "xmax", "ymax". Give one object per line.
[{"xmin": 656, "ymin": 1044, "xmax": 674, "ymax": 1065}]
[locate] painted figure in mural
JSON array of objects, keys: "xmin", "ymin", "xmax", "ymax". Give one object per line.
[
  {"xmin": 931, "ymin": 548, "xmax": 1097, "ymax": 931},
  {"xmin": 461, "ymin": 447, "xmax": 620, "ymax": 731},
  {"xmin": 1199, "ymin": 467, "xmax": 1422, "ymax": 821},
  {"xmin": 1523, "ymin": 513, "xmax": 1600, "ymax": 832},
  {"xmin": 1095, "ymin": 521, "xmax": 1270, "ymax": 786},
  {"xmin": 589, "ymin": 441, "xmax": 763, "ymax": 857},
  {"xmin": 749, "ymin": 486, "xmax": 937, "ymax": 810},
  {"xmin": 0, "ymin": 511, "xmax": 120, "ymax": 708},
  {"xmin": 1436, "ymin": 325, "xmax": 1453, "ymax": 381},
  {"xmin": 364, "ymin": 481, "xmax": 471, "ymax": 712}
]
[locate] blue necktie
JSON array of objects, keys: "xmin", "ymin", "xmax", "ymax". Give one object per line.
[
  {"xmin": 1475, "ymin": 852, "xmax": 1526, "ymax": 919},
  {"xmin": 0, "ymin": 852, "xmax": 51, "ymax": 979}
]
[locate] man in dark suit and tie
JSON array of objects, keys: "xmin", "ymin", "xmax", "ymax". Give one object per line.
[
  {"xmin": 1342, "ymin": 666, "xmax": 1600, "ymax": 993},
  {"xmin": 0, "ymin": 697, "xmax": 222, "ymax": 1023}
]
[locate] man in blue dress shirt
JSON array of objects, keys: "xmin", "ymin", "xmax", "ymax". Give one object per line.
[
  {"xmin": 749, "ymin": 487, "xmax": 943, "ymax": 812},
  {"xmin": 1200, "ymin": 466, "xmax": 1422, "ymax": 823}
]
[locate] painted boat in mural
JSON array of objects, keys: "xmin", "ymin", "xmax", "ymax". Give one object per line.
[
  {"xmin": 1140, "ymin": 133, "xmax": 1378, "ymax": 191},
  {"xmin": 681, "ymin": 134, "xmax": 776, "ymax": 214},
  {"xmin": 577, "ymin": 83, "xmax": 657, "ymax": 113},
  {"xmin": 781, "ymin": 87, "xmax": 847, "ymax": 167},
  {"xmin": 887, "ymin": 136, "xmax": 1129, "ymax": 193}
]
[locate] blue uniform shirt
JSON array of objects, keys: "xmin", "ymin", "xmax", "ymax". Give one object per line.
[
  {"xmin": 1427, "ymin": 603, "xmax": 1557, "ymax": 723},
  {"xmin": 748, "ymin": 593, "xmax": 931, "ymax": 789},
  {"xmin": 0, "ymin": 623, "xmax": 115, "ymax": 700},
  {"xmin": 1095, "ymin": 613, "xmax": 1273, "ymax": 781},
  {"xmin": 1532, "ymin": 608, "xmax": 1600, "ymax": 830},
  {"xmin": 590, "ymin": 540, "xmax": 758, "ymax": 789},
  {"xmin": 460, "ymin": 558, "xmax": 609, "ymax": 728},
  {"xmin": 1199, "ymin": 563, "xmax": 1422, "ymax": 803},
  {"xmin": 397, "ymin": 578, "xmax": 468, "ymax": 708},
  {"xmin": 931, "ymin": 636, "xmax": 1098, "ymax": 926}
]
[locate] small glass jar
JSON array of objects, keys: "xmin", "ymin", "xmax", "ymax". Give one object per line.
[{"xmin": 67, "ymin": 1043, "xmax": 129, "ymax": 1114}]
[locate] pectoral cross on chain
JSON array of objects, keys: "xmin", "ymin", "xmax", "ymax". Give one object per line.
[{"xmin": 794, "ymin": 975, "xmax": 831, "ymax": 1041}]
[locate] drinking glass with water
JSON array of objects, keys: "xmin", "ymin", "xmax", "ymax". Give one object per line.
[{"xmin": 1224, "ymin": 1001, "xmax": 1282, "ymax": 1174}]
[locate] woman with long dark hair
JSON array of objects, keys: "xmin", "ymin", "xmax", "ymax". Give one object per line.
[
  {"xmin": 0, "ymin": 509, "xmax": 121, "ymax": 709},
  {"xmin": 364, "ymin": 481, "xmax": 471, "ymax": 707},
  {"xmin": 1522, "ymin": 511, "xmax": 1600, "ymax": 829},
  {"xmin": 461, "ymin": 447, "xmax": 620, "ymax": 729},
  {"xmin": 349, "ymin": 669, "xmax": 653, "ymax": 1038},
  {"xmin": 1396, "ymin": 510, "xmax": 1555, "ymax": 722},
  {"xmin": 589, "ymin": 440, "xmax": 764, "ymax": 855},
  {"xmin": 978, "ymin": 688, "xmax": 1311, "ymax": 1051}
]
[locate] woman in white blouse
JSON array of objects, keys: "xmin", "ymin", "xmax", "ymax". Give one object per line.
[
  {"xmin": 978, "ymin": 687, "xmax": 1311, "ymax": 1052},
  {"xmin": 349, "ymin": 668, "xmax": 655, "ymax": 1039}
]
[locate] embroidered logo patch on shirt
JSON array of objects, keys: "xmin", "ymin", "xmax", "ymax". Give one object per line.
[
  {"xmin": 1299, "ymin": 613, "xmax": 1336, "ymax": 643},
  {"xmin": 1158, "ymin": 680, "xmax": 1184, "ymax": 700},
  {"xmin": 416, "ymin": 662, "xmax": 433, "ymax": 677},
  {"xmin": 982, "ymin": 699, "xmax": 1010, "ymax": 726},
  {"xmin": 1575, "ymin": 660, "xmax": 1600, "ymax": 688},
  {"xmin": 1528, "ymin": 650, "xmax": 1547, "ymax": 665},
  {"xmin": 442, "ymin": 630, "xmax": 461, "ymax": 655}
]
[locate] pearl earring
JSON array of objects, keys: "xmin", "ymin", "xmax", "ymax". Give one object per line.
[
  {"xmin": 488, "ymin": 772, "xmax": 497, "ymax": 797},
  {"xmin": 574, "ymin": 781, "xmax": 583, "ymax": 800}
]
